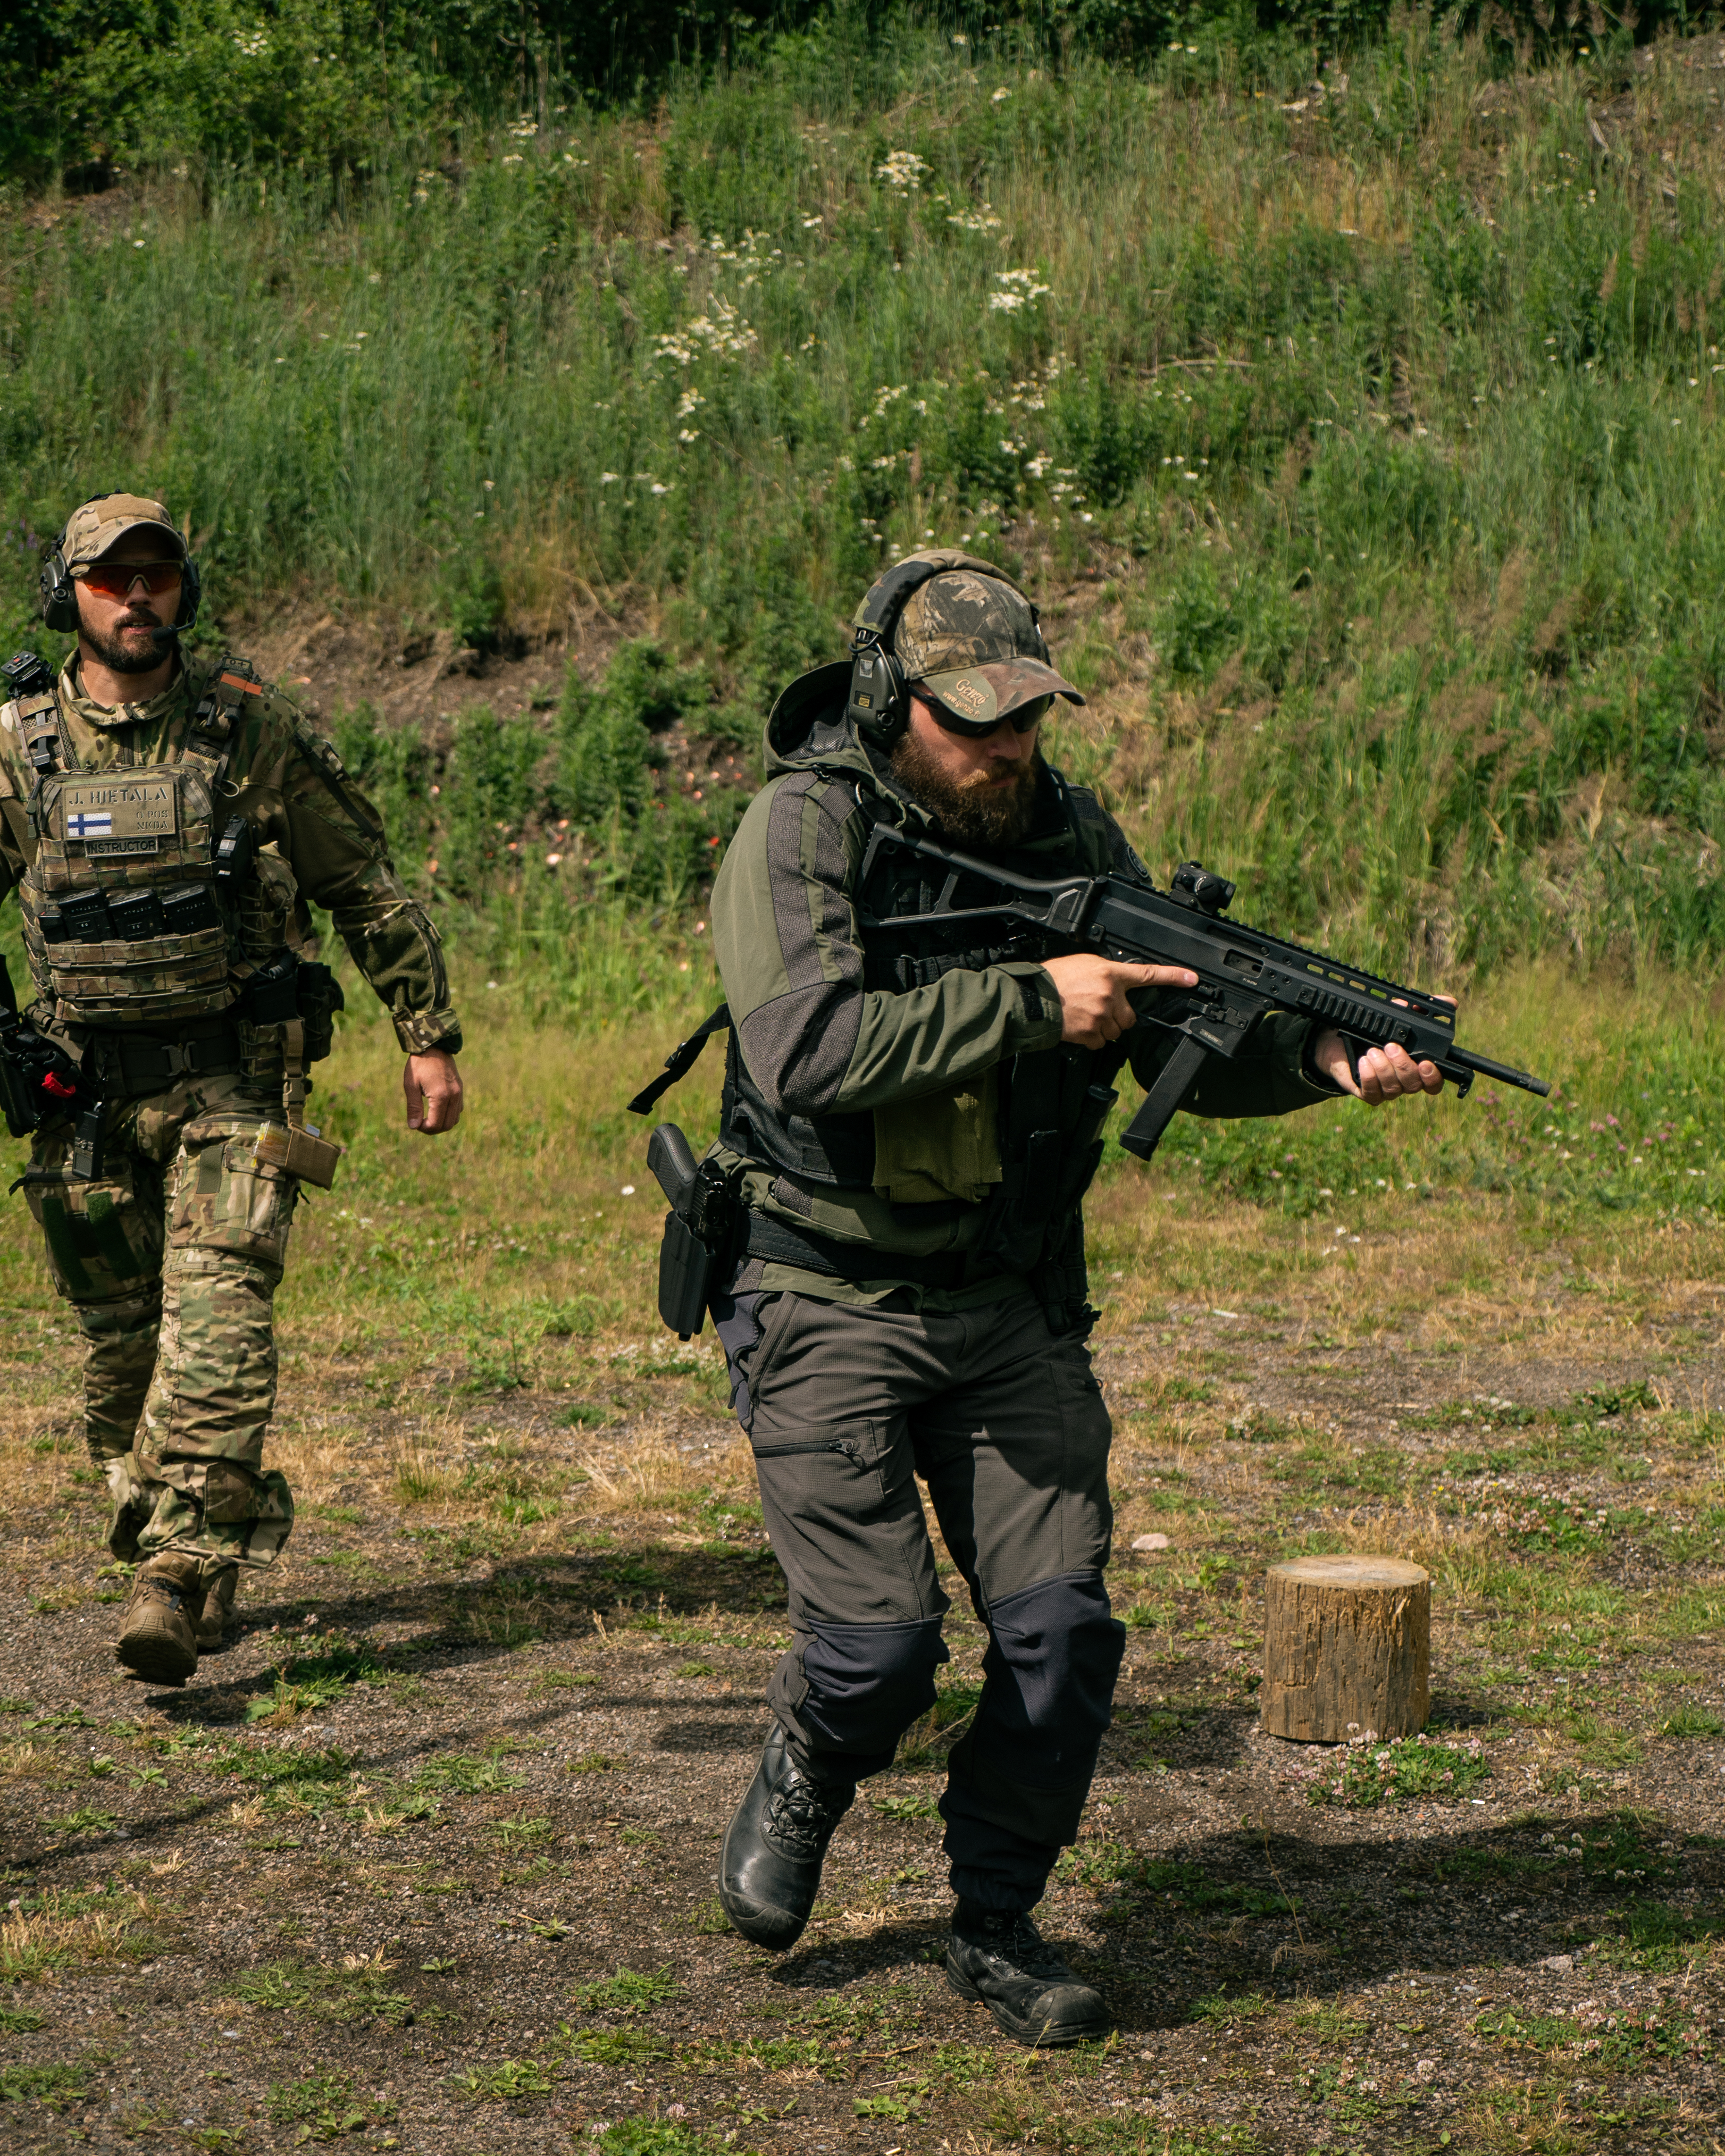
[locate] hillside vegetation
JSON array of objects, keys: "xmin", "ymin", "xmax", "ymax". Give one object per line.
[
  {"xmin": 4, "ymin": 17, "xmax": 1725, "ymax": 999},
  {"xmin": 4, "ymin": 0, "xmax": 1682, "ymax": 181}
]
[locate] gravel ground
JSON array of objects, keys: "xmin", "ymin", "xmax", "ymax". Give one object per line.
[{"xmin": 3, "ymin": 1298, "xmax": 1722, "ymax": 2156}]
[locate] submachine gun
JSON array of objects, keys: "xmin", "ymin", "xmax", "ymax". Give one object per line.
[{"xmin": 858, "ymin": 824, "xmax": 1550, "ymax": 1161}]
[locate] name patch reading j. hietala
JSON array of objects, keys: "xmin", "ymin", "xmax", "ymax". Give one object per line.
[{"xmin": 60, "ymin": 779, "xmax": 178, "ymax": 845}]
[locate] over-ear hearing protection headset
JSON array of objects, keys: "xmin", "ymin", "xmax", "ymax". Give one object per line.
[
  {"xmin": 843, "ymin": 549, "xmax": 1046, "ymax": 749},
  {"xmin": 39, "ymin": 495, "xmax": 202, "ymax": 639}
]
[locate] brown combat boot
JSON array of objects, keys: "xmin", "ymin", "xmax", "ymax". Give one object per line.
[
  {"xmin": 115, "ymin": 1554, "xmax": 205, "ymax": 1687},
  {"xmin": 196, "ymin": 1564, "xmax": 239, "ymax": 1651}
]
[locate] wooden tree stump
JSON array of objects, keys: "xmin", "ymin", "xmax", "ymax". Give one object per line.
[{"xmin": 1261, "ymin": 1555, "xmax": 1430, "ymax": 1743}]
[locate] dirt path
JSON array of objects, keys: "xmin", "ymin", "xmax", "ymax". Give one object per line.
[{"xmin": 3, "ymin": 1289, "xmax": 1723, "ymax": 2156}]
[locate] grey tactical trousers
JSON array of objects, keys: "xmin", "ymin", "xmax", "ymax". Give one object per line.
[{"xmin": 715, "ymin": 1281, "xmax": 1125, "ymax": 1909}]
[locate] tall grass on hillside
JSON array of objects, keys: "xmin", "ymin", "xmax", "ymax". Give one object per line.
[
  {"xmin": 330, "ymin": 634, "xmax": 746, "ymax": 908},
  {"xmin": 3, "ymin": 19, "xmax": 1724, "ymax": 976}
]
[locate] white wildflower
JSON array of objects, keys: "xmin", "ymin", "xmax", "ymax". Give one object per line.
[{"xmin": 875, "ymin": 150, "xmax": 929, "ymax": 191}]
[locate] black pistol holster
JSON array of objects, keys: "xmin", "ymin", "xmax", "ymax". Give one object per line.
[{"xmin": 647, "ymin": 1124, "xmax": 736, "ymax": 1340}]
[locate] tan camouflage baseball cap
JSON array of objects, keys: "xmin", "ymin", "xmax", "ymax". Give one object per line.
[
  {"xmin": 61, "ymin": 494, "xmax": 186, "ymax": 575},
  {"xmin": 891, "ymin": 558, "xmax": 1083, "ymax": 732}
]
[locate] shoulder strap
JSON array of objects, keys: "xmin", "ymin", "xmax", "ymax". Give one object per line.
[
  {"xmin": 3, "ymin": 651, "xmax": 70, "ymax": 779},
  {"xmin": 0, "ymin": 652, "xmax": 61, "ymax": 777},
  {"xmin": 17, "ymin": 687, "xmax": 66, "ymax": 778},
  {"xmin": 189, "ymin": 652, "xmax": 265, "ymax": 749},
  {"xmin": 627, "ymin": 1004, "xmax": 731, "ymax": 1116}
]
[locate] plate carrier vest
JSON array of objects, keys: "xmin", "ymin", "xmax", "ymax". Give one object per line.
[{"xmin": 7, "ymin": 656, "xmax": 286, "ymax": 1029}]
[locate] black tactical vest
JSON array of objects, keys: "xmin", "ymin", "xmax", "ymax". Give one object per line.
[{"xmin": 717, "ymin": 763, "xmax": 1132, "ymax": 1297}]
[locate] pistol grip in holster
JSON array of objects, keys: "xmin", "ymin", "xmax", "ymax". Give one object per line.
[
  {"xmin": 647, "ymin": 1122, "xmax": 734, "ymax": 1340},
  {"xmin": 658, "ymin": 1209, "xmax": 718, "ymax": 1340}
]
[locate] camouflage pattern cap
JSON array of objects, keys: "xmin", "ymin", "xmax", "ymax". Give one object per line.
[
  {"xmin": 891, "ymin": 561, "xmax": 1083, "ymax": 733},
  {"xmin": 61, "ymin": 494, "xmax": 186, "ymax": 576}
]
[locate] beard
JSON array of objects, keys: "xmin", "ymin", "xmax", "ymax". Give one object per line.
[
  {"xmin": 889, "ymin": 732, "xmax": 1042, "ymax": 851},
  {"xmin": 83, "ymin": 610, "xmax": 171, "ymax": 675}
]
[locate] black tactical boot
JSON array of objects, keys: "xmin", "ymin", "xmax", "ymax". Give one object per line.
[
  {"xmin": 945, "ymin": 1901, "xmax": 1110, "ymax": 2046},
  {"xmin": 719, "ymin": 1723, "xmax": 855, "ymax": 1950},
  {"xmin": 115, "ymin": 1554, "xmax": 204, "ymax": 1688}
]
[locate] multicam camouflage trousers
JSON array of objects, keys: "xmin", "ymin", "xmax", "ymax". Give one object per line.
[{"xmin": 22, "ymin": 1072, "xmax": 298, "ymax": 1583}]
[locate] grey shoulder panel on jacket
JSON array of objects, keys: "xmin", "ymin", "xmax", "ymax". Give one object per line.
[{"xmin": 1065, "ymin": 782, "xmax": 1146, "ymax": 880}]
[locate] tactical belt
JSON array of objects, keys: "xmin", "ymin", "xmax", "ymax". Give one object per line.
[
  {"xmin": 85, "ymin": 1017, "xmax": 244, "ymax": 1098},
  {"xmin": 743, "ymin": 1210, "xmax": 1005, "ymax": 1293}
]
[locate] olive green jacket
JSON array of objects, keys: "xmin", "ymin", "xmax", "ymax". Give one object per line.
[
  {"xmin": 0, "ymin": 651, "xmax": 459, "ymax": 1054},
  {"xmin": 710, "ymin": 700, "xmax": 1336, "ymax": 1306}
]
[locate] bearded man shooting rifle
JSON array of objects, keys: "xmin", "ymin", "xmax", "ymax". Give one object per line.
[{"xmin": 630, "ymin": 550, "xmax": 1474, "ymax": 2046}]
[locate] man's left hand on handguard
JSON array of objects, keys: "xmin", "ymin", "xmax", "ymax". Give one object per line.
[{"xmin": 1313, "ymin": 1028, "xmax": 1445, "ymax": 1105}]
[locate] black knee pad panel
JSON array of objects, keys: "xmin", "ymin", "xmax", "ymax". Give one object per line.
[
  {"xmin": 795, "ymin": 1616, "xmax": 950, "ymax": 1756},
  {"xmin": 972, "ymin": 1569, "xmax": 1125, "ymax": 1788}
]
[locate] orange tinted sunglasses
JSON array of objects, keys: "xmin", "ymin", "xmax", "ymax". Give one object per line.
[{"xmin": 79, "ymin": 560, "xmax": 182, "ymax": 599}]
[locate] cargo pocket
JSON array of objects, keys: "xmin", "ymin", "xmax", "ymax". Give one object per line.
[
  {"xmin": 20, "ymin": 1159, "xmax": 156, "ymax": 1302},
  {"xmin": 747, "ymin": 1418, "xmax": 943, "ymax": 1627},
  {"xmin": 750, "ymin": 1432, "xmax": 867, "ymax": 1464},
  {"xmin": 168, "ymin": 1123, "xmax": 298, "ymax": 1268}
]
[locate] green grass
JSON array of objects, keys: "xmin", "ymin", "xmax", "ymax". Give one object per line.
[
  {"xmin": 222, "ymin": 1959, "xmax": 414, "ymax": 2026},
  {"xmin": 1191, "ymin": 1987, "xmax": 1275, "ymax": 2025},
  {"xmin": 1476, "ymin": 1999, "xmax": 1714, "ymax": 2067},
  {"xmin": 0, "ymin": 2061, "xmax": 88, "ymax": 2107},
  {"xmin": 1313, "ymin": 1732, "xmax": 1492, "ymax": 1808},
  {"xmin": 245, "ymin": 1638, "xmax": 384, "ymax": 1723},
  {"xmin": 557, "ymin": 2025, "xmax": 668, "ymax": 2067},
  {"xmin": 407, "ymin": 1751, "xmax": 525, "ymax": 1796},
  {"xmin": 448, "ymin": 2057, "xmax": 554, "ymax": 2100},
  {"xmin": 1293, "ymin": 2002, "xmax": 1371, "ymax": 2045},
  {"xmin": 7, "ymin": 23, "xmax": 1725, "ymax": 1001},
  {"xmin": 1660, "ymin": 1705, "xmax": 1724, "ymax": 1739},
  {"xmin": 5, "ymin": 33, "xmax": 1725, "ymax": 1239},
  {"xmin": 264, "ymin": 2070, "xmax": 387, "ymax": 2135},
  {"xmin": 874, "ymin": 1792, "xmax": 942, "ymax": 1820},
  {"xmin": 41, "ymin": 1806, "xmax": 120, "ymax": 1837},
  {"xmin": 591, "ymin": 2120, "xmax": 755, "ymax": 2156},
  {"xmin": 568, "ymin": 1967, "xmax": 681, "ymax": 2017},
  {"xmin": 16, "ymin": 0, "xmax": 1503, "ymax": 189}
]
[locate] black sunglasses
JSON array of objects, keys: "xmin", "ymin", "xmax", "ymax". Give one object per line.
[{"xmin": 927, "ymin": 692, "xmax": 1052, "ymax": 738}]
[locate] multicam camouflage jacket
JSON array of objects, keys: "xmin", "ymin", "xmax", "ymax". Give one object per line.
[{"xmin": 0, "ymin": 649, "xmax": 459, "ymax": 1057}]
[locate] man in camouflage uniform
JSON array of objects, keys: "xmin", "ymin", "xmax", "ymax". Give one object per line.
[
  {"xmin": 698, "ymin": 551, "xmax": 1444, "ymax": 2043},
  {"xmin": 0, "ymin": 494, "xmax": 462, "ymax": 1685}
]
